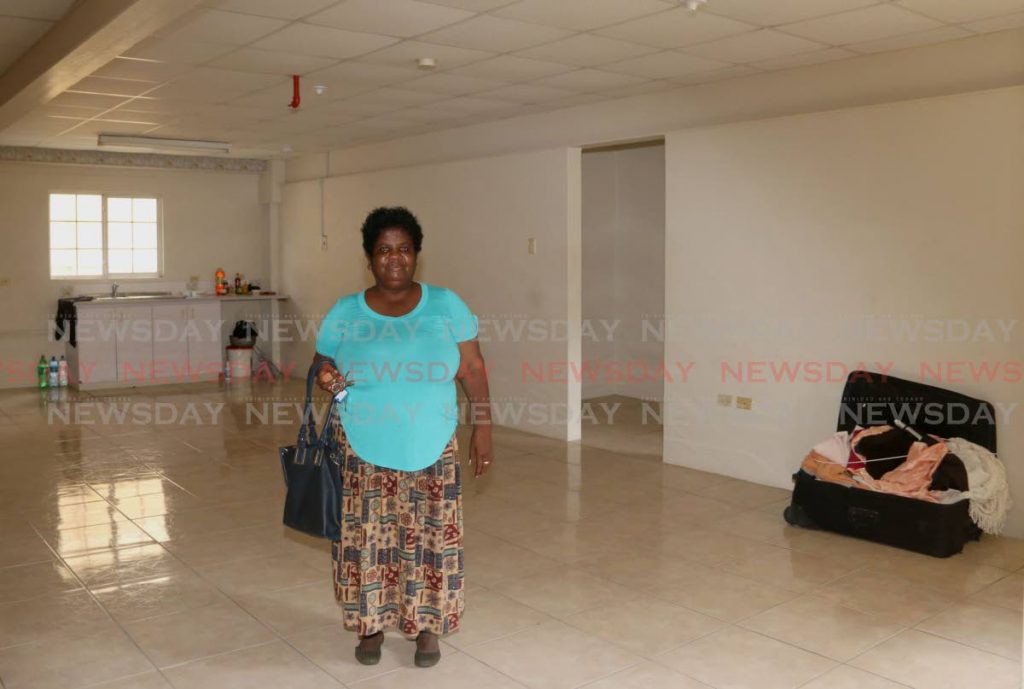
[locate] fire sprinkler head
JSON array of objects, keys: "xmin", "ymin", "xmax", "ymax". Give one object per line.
[
  {"xmin": 313, "ymin": 84, "xmax": 327, "ymax": 96},
  {"xmin": 417, "ymin": 57, "xmax": 437, "ymax": 69}
]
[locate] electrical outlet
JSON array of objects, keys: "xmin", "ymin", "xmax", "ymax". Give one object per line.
[
  {"xmin": 736, "ymin": 396, "xmax": 753, "ymax": 410},
  {"xmin": 527, "ymin": 237, "xmax": 537, "ymax": 255},
  {"xmin": 717, "ymin": 394, "xmax": 733, "ymax": 407},
  {"xmin": 321, "ymin": 236, "xmax": 328, "ymax": 251}
]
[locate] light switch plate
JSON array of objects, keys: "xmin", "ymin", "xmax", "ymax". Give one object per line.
[{"xmin": 528, "ymin": 237, "xmax": 537, "ymax": 255}]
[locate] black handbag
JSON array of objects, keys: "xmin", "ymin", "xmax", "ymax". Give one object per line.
[{"xmin": 279, "ymin": 361, "xmax": 344, "ymax": 540}]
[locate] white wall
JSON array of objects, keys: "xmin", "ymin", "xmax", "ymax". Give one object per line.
[
  {"xmin": 664, "ymin": 86, "xmax": 1024, "ymax": 536},
  {"xmin": 0, "ymin": 161, "xmax": 268, "ymax": 388},
  {"xmin": 582, "ymin": 144, "xmax": 665, "ymax": 401},
  {"xmin": 280, "ymin": 148, "xmax": 577, "ymax": 440}
]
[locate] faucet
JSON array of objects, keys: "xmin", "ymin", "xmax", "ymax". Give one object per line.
[{"xmin": 111, "ymin": 282, "xmax": 120, "ymax": 298}]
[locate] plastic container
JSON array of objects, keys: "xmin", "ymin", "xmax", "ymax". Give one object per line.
[
  {"xmin": 226, "ymin": 346, "xmax": 254, "ymax": 379},
  {"xmin": 58, "ymin": 356, "xmax": 69, "ymax": 387}
]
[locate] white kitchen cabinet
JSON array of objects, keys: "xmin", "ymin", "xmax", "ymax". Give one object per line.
[
  {"xmin": 151, "ymin": 303, "xmax": 190, "ymax": 383},
  {"xmin": 187, "ymin": 301, "xmax": 222, "ymax": 380},
  {"xmin": 114, "ymin": 305, "xmax": 154, "ymax": 386},
  {"xmin": 69, "ymin": 306, "xmax": 117, "ymax": 386}
]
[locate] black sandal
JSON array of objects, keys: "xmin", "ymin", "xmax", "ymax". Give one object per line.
[
  {"xmin": 414, "ymin": 632, "xmax": 441, "ymax": 668},
  {"xmin": 355, "ymin": 631, "xmax": 383, "ymax": 665}
]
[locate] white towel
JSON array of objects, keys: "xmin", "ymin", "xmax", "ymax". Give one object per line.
[{"xmin": 946, "ymin": 437, "xmax": 1012, "ymax": 535}]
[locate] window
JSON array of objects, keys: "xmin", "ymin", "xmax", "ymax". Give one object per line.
[{"xmin": 49, "ymin": 193, "xmax": 160, "ymax": 278}]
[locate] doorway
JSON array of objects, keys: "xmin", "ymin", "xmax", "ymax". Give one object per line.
[{"xmin": 579, "ymin": 138, "xmax": 666, "ymax": 456}]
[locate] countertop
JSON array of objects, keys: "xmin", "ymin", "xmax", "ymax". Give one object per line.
[{"xmin": 73, "ymin": 294, "xmax": 289, "ymax": 306}]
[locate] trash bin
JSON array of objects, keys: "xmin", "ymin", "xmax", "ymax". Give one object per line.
[{"xmin": 226, "ymin": 345, "xmax": 254, "ymax": 379}]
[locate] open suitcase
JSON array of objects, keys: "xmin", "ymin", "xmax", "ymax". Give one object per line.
[{"xmin": 784, "ymin": 371, "xmax": 990, "ymax": 558}]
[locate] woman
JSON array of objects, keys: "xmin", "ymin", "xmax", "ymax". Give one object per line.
[{"xmin": 313, "ymin": 206, "xmax": 493, "ymax": 668}]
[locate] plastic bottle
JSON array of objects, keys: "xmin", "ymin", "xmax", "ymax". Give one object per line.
[
  {"xmin": 223, "ymin": 358, "xmax": 232, "ymax": 383},
  {"xmin": 37, "ymin": 355, "xmax": 48, "ymax": 389},
  {"xmin": 234, "ymin": 273, "xmax": 242, "ymax": 294},
  {"xmin": 215, "ymin": 268, "xmax": 226, "ymax": 296},
  {"xmin": 48, "ymin": 356, "xmax": 59, "ymax": 388},
  {"xmin": 58, "ymin": 356, "xmax": 69, "ymax": 387}
]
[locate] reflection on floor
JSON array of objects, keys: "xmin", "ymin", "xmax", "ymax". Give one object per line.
[{"xmin": 0, "ymin": 381, "xmax": 1021, "ymax": 689}]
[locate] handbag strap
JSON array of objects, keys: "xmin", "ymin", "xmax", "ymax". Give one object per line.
[{"xmin": 301, "ymin": 359, "xmax": 336, "ymax": 445}]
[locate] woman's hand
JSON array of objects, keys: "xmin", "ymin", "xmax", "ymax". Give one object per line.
[
  {"xmin": 313, "ymin": 356, "xmax": 341, "ymax": 393},
  {"xmin": 469, "ymin": 425, "xmax": 493, "ymax": 477}
]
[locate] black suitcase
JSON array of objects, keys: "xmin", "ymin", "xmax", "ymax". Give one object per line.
[{"xmin": 784, "ymin": 371, "xmax": 990, "ymax": 558}]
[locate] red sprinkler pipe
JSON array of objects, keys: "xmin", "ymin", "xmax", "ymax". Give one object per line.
[{"xmin": 288, "ymin": 74, "xmax": 301, "ymax": 110}]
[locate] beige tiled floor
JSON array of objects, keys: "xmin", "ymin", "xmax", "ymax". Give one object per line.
[{"xmin": 0, "ymin": 385, "xmax": 1021, "ymax": 688}]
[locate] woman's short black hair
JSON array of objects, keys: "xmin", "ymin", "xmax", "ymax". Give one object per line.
[{"xmin": 361, "ymin": 206, "xmax": 423, "ymax": 256}]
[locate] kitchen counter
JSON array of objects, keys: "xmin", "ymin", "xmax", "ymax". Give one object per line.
[{"xmin": 80, "ymin": 293, "xmax": 289, "ymax": 305}]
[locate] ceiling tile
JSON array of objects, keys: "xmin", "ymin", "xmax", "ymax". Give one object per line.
[
  {"xmin": 515, "ymin": 34, "xmax": 659, "ymax": 67},
  {"xmin": 68, "ymin": 76, "xmax": 160, "ymax": 97},
  {"xmin": 417, "ymin": 0, "xmax": 518, "ymax": 9},
  {"xmin": 209, "ymin": 47, "xmax": 339, "ymax": 75},
  {"xmin": 706, "ymin": 0, "xmax": 879, "ymax": 27},
  {"xmin": 253, "ymin": 24, "xmax": 399, "ymax": 59},
  {"xmin": 39, "ymin": 104, "xmax": 108, "ymax": 119},
  {"xmin": 540, "ymin": 93, "xmax": 609, "ymax": 109},
  {"xmin": 753, "ymin": 46, "xmax": 856, "ymax": 70},
  {"xmin": 306, "ymin": 61, "xmax": 423, "ymax": 91},
  {"xmin": 670, "ymin": 63, "xmax": 760, "ymax": 85},
  {"xmin": 0, "ymin": 16, "xmax": 52, "ymax": 73},
  {"xmin": 419, "ymin": 15, "xmax": 573, "ymax": 52},
  {"xmin": 0, "ymin": 0, "xmax": 77, "ymax": 21},
  {"xmin": 847, "ymin": 26, "xmax": 974, "ymax": 54},
  {"xmin": 354, "ymin": 87, "xmax": 448, "ymax": 107},
  {"xmin": 477, "ymin": 83, "xmax": 577, "ymax": 102},
  {"xmin": 50, "ymin": 91, "xmax": 132, "ymax": 110},
  {"xmin": 897, "ymin": 0, "xmax": 1024, "ymax": 23},
  {"xmin": 202, "ymin": 0, "xmax": 339, "ymax": 20},
  {"xmin": 451, "ymin": 55, "xmax": 575, "ymax": 81},
  {"xmin": 494, "ymin": 0, "xmax": 674, "ymax": 31},
  {"xmin": 400, "ymin": 72, "xmax": 508, "ymax": 94},
  {"xmin": 781, "ymin": 5, "xmax": 943, "ymax": 45},
  {"xmin": 93, "ymin": 57, "xmax": 191, "ymax": 82},
  {"xmin": 602, "ymin": 50, "xmax": 729, "ymax": 79},
  {"xmin": 683, "ymin": 29, "xmax": 826, "ymax": 63},
  {"xmin": 124, "ymin": 38, "xmax": 236, "ymax": 64},
  {"xmin": 534, "ymin": 68, "xmax": 650, "ymax": 92},
  {"xmin": 146, "ymin": 67, "xmax": 281, "ymax": 102},
  {"xmin": 158, "ymin": 9, "xmax": 287, "ymax": 45},
  {"xmin": 306, "ymin": 0, "xmax": 474, "ymax": 37},
  {"xmin": 596, "ymin": 8, "xmax": 755, "ymax": 48},
  {"xmin": 596, "ymin": 79, "xmax": 681, "ymax": 98},
  {"xmin": 414, "ymin": 96, "xmax": 513, "ymax": 114},
  {"xmin": 355, "ymin": 40, "xmax": 494, "ymax": 70},
  {"xmin": 966, "ymin": 10, "xmax": 1024, "ymax": 31}
]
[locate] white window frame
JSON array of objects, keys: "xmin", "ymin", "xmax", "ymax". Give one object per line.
[{"xmin": 48, "ymin": 191, "xmax": 165, "ymax": 280}]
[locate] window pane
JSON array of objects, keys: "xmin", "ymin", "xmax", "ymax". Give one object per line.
[
  {"xmin": 50, "ymin": 222, "xmax": 76, "ymax": 249},
  {"xmin": 132, "ymin": 249, "xmax": 157, "ymax": 274},
  {"xmin": 77, "ymin": 195, "xmax": 102, "ymax": 221},
  {"xmin": 108, "ymin": 249, "xmax": 132, "ymax": 274},
  {"xmin": 78, "ymin": 249, "xmax": 103, "ymax": 276},
  {"xmin": 51, "ymin": 250, "xmax": 77, "ymax": 276},
  {"xmin": 133, "ymin": 198, "xmax": 157, "ymax": 222},
  {"xmin": 50, "ymin": 194, "xmax": 77, "ymax": 221},
  {"xmin": 108, "ymin": 222, "xmax": 132, "ymax": 249},
  {"xmin": 133, "ymin": 223, "xmax": 157, "ymax": 249},
  {"xmin": 108, "ymin": 197, "xmax": 132, "ymax": 222},
  {"xmin": 78, "ymin": 222, "xmax": 102, "ymax": 249}
]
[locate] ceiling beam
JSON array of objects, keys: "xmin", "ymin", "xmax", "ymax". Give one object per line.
[{"xmin": 0, "ymin": 0, "xmax": 205, "ymax": 132}]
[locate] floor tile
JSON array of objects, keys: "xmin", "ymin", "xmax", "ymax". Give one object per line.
[
  {"xmin": 654, "ymin": 626, "xmax": 837, "ymax": 689},
  {"xmin": 348, "ymin": 651, "xmax": 525, "ymax": 689},
  {"xmin": 161, "ymin": 640, "xmax": 343, "ymax": 688},
  {"xmin": 739, "ymin": 595, "xmax": 902, "ymax": 661},
  {"xmin": 463, "ymin": 619, "xmax": 642, "ymax": 689},
  {"xmin": 90, "ymin": 571, "xmax": 227, "ymax": 623},
  {"xmin": 914, "ymin": 601, "xmax": 1022, "ymax": 660},
  {"xmin": 969, "ymin": 573, "xmax": 1023, "ymax": 612},
  {"xmin": 0, "ymin": 628, "xmax": 154, "ymax": 689},
  {"xmin": 849, "ymin": 629, "xmax": 1020, "ymax": 689},
  {"xmin": 579, "ymin": 660, "xmax": 713, "ymax": 688},
  {"xmin": 122, "ymin": 600, "xmax": 275, "ymax": 668},
  {"xmin": 433, "ymin": 587, "xmax": 550, "ymax": 651},
  {"xmin": 0, "ymin": 559, "xmax": 82, "ymax": 603},
  {"xmin": 798, "ymin": 664, "xmax": 911, "ymax": 689}
]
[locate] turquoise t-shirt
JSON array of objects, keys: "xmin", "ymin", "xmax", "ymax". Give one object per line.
[{"xmin": 315, "ymin": 283, "xmax": 479, "ymax": 471}]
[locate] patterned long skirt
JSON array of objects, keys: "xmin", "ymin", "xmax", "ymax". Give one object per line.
[{"xmin": 331, "ymin": 427, "xmax": 465, "ymax": 637}]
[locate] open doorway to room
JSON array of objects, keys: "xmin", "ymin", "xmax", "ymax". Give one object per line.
[{"xmin": 580, "ymin": 138, "xmax": 666, "ymax": 456}]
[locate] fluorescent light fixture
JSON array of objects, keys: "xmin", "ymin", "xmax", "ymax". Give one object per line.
[{"xmin": 97, "ymin": 134, "xmax": 231, "ymax": 153}]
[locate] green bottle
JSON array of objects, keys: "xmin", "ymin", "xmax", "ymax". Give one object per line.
[{"xmin": 37, "ymin": 355, "xmax": 48, "ymax": 389}]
